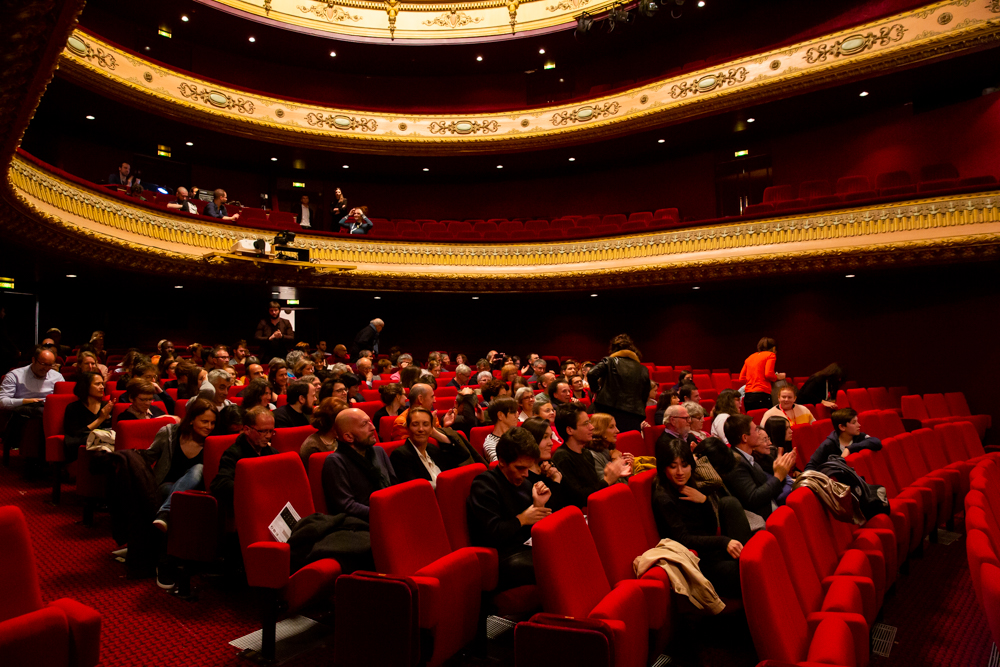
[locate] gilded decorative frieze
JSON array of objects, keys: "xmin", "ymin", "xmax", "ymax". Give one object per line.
[
  {"xmin": 57, "ymin": 1, "xmax": 1000, "ymax": 154},
  {"xmin": 422, "ymin": 10, "xmax": 483, "ymax": 27},
  {"xmin": 65, "ymin": 34, "xmax": 117, "ymax": 70},
  {"xmin": 297, "ymin": 2, "xmax": 363, "ymax": 22}
]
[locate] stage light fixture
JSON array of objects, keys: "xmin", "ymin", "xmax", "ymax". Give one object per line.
[
  {"xmin": 575, "ymin": 12, "xmax": 593, "ymax": 41},
  {"xmin": 270, "ymin": 157, "xmax": 277, "ymax": 161},
  {"xmin": 606, "ymin": 3, "xmax": 630, "ymax": 32},
  {"xmin": 639, "ymin": 0, "xmax": 659, "ymax": 18},
  {"xmin": 157, "ymin": 187, "xmax": 169, "ymax": 194}
]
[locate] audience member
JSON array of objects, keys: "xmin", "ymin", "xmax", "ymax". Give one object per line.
[
  {"xmin": 684, "ymin": 402, "xmax": 710, "ymax": 443},
  {"xmin": 117, "ymin": 379, "xmax": 168, "ymax": 421},
  {"xmin": 651, "ymin": 436, "xmax": 750, "ymax": 598},
  {"xmin": 210, "ymin": 406, "xmax": 277, "ymax": 522},
  {"xmin": 107, "ymin": 161, "xmax": 132, "ymax": 187},
  {"xmin": 356, "ymin": 356, "xmax": 377, "ymax": 388},
  {"xmin": 479, "ymin": 378, "xmax": 508, "ymax": 406},
  {"xmin": 587, "ymin": 413, "xmax": 634, "ymax": 484},
  {"xmin": 427, "ymin": 360, "xmax": 443, "ymax": 378},
  {"xmin": 710, "ymin": 389, "xmax": 741, "ymax": 444},
  {"xmin": 0, "ymin": 345, "xmax": 61, "ymax": 461},
  {"xmin": 273, "ymin": 381, "xmax": 314, "ymax": 428},
  {"xmin": 467, "ymin": 427, "xmax": 551, "ymax": 590},
  {"xmin": 653, "ymin": 388, "xmax": 680, "ymax": 426},
  {"xmin": 760, "ymin": 384, "xmax": 815, "ymax": 427},
  {"xmin": 663, "ymin": 404, "xmax": 696, "ymax": 449},
  {"xmin": 738, "ymin": 337, "xmax": 785, "ymax": 411},
  {"xmin": 520, "ymin": 417, "xmax": 568, "ymax": 510},
  {"xmin": 203, "ymin": 189, "xmax": 240, "ymax": 221},
  {"xmin": 515, "ymin": 386, "xmax": 535, "ymax": 423},
  {"xmin": 293, "ymin": 195, "xmax": 314, "ymax": 229},
  {"xmin": 338, "ymin": 206, "xmax": 373, "ymax": 235},
  {"xmin": 449, "ymin": 364, "xmax": 471, "ymax": 389},
  {"xmin": 476, "ymin": 370, "xmax": 493, "ymax": 388},
  {"xmin": 531, "ymin": 394, "xmax": 562, "ymax": 447},
  {"xmin": 551, "ymin": 403, "xmax": 628, "ymax": 508},
  {"xmin": 527, "ymin": 358, "xmax": 546, "ymax": 384},
  {"xmin": 255, "ymin": 301, "xmax": 294, "ymax": 362},
  {"xmin": 330, "ymin": 187, "xmax": 349, "ymax": 220},
  {"xmin": 647, "ymin": 381, "xmax": 659, "ymax": 406},
  {"xmin": 677, "ymin": 383, "xmax": 701, "ymax": 405},
  {"xmin": 89, "ymin": 331, "xmax": 108, "ymax": 363},
  {"xmin": 806, "ymin": 408, "xmax": 882, "ymax": 471},
  {"xmin": 751, "ymin": 425, "xmax": 794, "ymax": 507},
  {"xmin": 588, "ymin": 333, "xmax": 651, "ymax": 433},
  {"xmin": 482, "ymin": 396, "xmax": 519, "ymax": 463},
  {"xmin": 230, "ymin": 341, "xmax": 249, "ymax": 367},
  {"xmin": 350, "ymin": 318, "xmax": 383, "ymax": 359},
  {"xmin": 173, "ymin": 360, "xmax": 203, "ymax": 401},
  {"xmin": 300, "ymin": 397, "xmax": 348, "ymax": 466},
  {"xmin": 286, "ymin": 350, "xmax": 305, "ymax": 376},
  {"xmin": 63, "ymin": 372, "xmax": 113, "ymax": 462},
  {"xmin": 763, "ymin": 415, "xmax": 793, "ymax": 457},
  {"xmin": 331, "ymin": 344, "xmax": 351, "ymax": 365},
  {"xmin": 797, "ymin": 363, "xmax": 845, "ymax": 409},
  {"xmin": 390, "ymin": 406, "xmax": 475, "ymax": 487},
  {"xmin": 376, "ymin": 358, "xmax": 392, "ymax": 378},
  {"xmin": 722, "ymin": 414, "xmax": 796, "ymax": 520},
  {"xmin": 77, "ymin": 349, "xmax": 110, "ymax": 381},
  {"xmin": 323, "ymin": 408, "xmax": 396, "ymax": 521},
  {"xmin": 398, "ymin": 366, "xmax": 423, "ymax": 390},
  {"xmin": 672, "ymin": 370, "xmax": 694, "ymax": 392},
  {"xmin": 116, "ymin": 361, "xmax": 175, "ymax": 413},
  {"xmin": 268, "ymin": 361, "xmax": 289, "ymax": 396},
  {"xmin": 569, "ymin": 374, "xmax": 587, "ymax": 400},
  {"xmin": 294, "ymin": 358, "xmax": 315, "ymax": 379},
  {"xmin": 390, "ymin": 354, "xmax": 413, "ymax": 382},
  {"xmin": 547, "ymin": 379, "xmax": 574, "ymax": 407},
  {"xmin": 240, "ymin": 378, "xmax": 274, "ymax": 411},
  {"xmin": 372, "ymin": 383, "xmax": 405, "ymax": 424},
  {"xmin": 237, "ymin": 363, "xmax": 265, "ymax": 393},
  {"xmin": 146, "ymin": 397, "xmax": 215, "ymax": 528},
  {"xmin": 166, "ymin": 187, "xmax": 197, "ymax": 214},
  {"xmin": 390, "ymin": 383, "xmax": 446, "ymax": 440},
  {"xmin": 451, "ymin": 389, "xmax": 481, "ymax": 440}
]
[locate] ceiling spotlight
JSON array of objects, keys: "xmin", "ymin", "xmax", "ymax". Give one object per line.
[
  {"xmin": 248, "ymin": 36, "xmax": 256, "ymax": 42},
  {"xmin": 343, "ymin": 165, "xmax": 349, "ymax": 169},
  {"xmin": 185, "ymin": 141, "xmax": 193, "ymax": 146},
  {"xmin": 181, "ymin": 14, "xmax": 189, "ymax": 21},
  {"xmin": 144, "ymin": 46, "xmax": 150, "ymax": 51},
  {"xmin": 697, "ymin": 0, "xmax": 705, "ymax": 6},
  {"xmin": 575, "ymin": 12, "xmax": 594, "ymax": 41},
  {"xmin": 657, "ymin": 139, "xmax": 665, "ymax": 143},
  {"xmin": 66, "ymin": 274, "xmax": 77, "ymax": 278},
  {"xmin": 606, "ymin": 3, "xmax": 630, "ymax": 32},
  {"xmin": 85, "ymin": 115, "xmax": 95, "ymax": 120},
  {"xmin": 859, "ymin": 91, "xmax": 869, "ymax": 97},
  {"xmin": 472, "ymin": 296, "xmax": 480, "ymax": 300},
  {"xmin": 559, "ymin": 78, "xmax": 564, "ymax": 82},
  {"xmin": 692, "ymin": 286, "xmax": 700, "ymax": 290},
  {"xmin": 590, "ymin": 293, "xmax": 598, "ymax": 297},
  {"xmin": 330, "ymin": 51, "xmax": 337, "ymax": 57},
  {"xmin": 270, "ymin": 157, "xmax": 277, "ymax": 161},
  {"xmin": 174, "ymin": 285, "xmax": 184, "ymax": 289},
  {"xmin": 845, "ymin": 274, "xmax": 856, "ymax": 278},
  {"xmin": 374, "ymin": 296, "xmax": 381, "ymax": 299},
  {"xmin": 496, "ymin": 165, "xmax": 503, "ymax": 169},
  {"xmin": 157, "ymin": 187, "xmax": 169, "ymax": 194},
  {"xmin": 476, "ymin": 55, "xmax": 483, "ymax": 61},
  {"xmin": 568, "ymin": 157, "xmax": 576, "ymax": 161},
  {"xmin": 539, "ymin": 48, "xmax": 546, "ymax": 54},
  {"xmin": 422, "ymin": 168, "xmax": 429, "ymax": 171},
  {"xmin": 747, "ymin": 117, "xmax": 755, "ymax": 123},
  {"xmin": 639, "ymin": 0, "xmax": 659, "ymax": 17}
]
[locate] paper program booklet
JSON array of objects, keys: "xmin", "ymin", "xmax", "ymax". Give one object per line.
[{"xmin": 268, "ymin": 502, "xmax": 302, "ymax": 543}]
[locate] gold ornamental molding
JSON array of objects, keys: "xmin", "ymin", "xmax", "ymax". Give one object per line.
[
  {"xmin": 198, "ymin": 0, "xmax": 612, "ymax": 42},
  {"xmin": 58, "ymin": 1, "xmax": 1000, "ymax": 155},
  {"xmin": 7, "ymin": 151, "xmax": 1000, "ymax": 291}
]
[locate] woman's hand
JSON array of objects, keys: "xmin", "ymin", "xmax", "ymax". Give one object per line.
[
  {"xmin": 100, "ymin": 401, "xmax": 115, "ymax": 418},
  {"xmin": 679, "ymin": 485, "xmax": 707, "ymax": 504},
  {"xmin": 821, "ymin": 400, "xmax": 837, "ymax": 409},
  {"xmin": 442, "ymin": 408, "xmax": 456, "ymax": 428},
  {"xmin": 727, "ymin": 540, "xmax": 743, "ymax": 559},
  {"xmin": 640, "ymin": 420, "xmax": 651, "ymax": 431},
  {"xmin": 540, "ymin": 461, "xmax": 562, "ymax": 484}
]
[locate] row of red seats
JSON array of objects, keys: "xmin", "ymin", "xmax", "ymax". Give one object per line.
[
  {"xmin": 966, "ymin": 458, "xmax": 1000, "ymax": 654},
  {"xmin": 746, "ymin": 163, "xmax": 998, "ymax": 217}
]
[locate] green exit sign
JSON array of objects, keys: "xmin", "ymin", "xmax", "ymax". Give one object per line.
[
  {"xmin": 292, "ymin": 182, "xmax": 305, "ymax": 188},
  {"xmin": 286, "ymin": 299, "xmax": 299, "ymax": 305},
  {"xmin": 734, "ymin": 149, "xmax": 749, "ymax": 157}
]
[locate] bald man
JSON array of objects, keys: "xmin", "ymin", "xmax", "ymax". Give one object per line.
[
  {"xmin": 322, "ymin": 408, "xmax": 397, "ymax": 520},
  {"xmin": 391, "ymin": 383, "xmax": 452, "ymax": 440},
  {"xmin": 1, "ymin": 346, "xmax": 62, "ymax": 466},
  {"xmin": 167, "ymin": 187, "xmax": 197, "ymax": 214}
]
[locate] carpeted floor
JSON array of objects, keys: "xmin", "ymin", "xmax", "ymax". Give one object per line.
[{"xmin": 0, "ymin": 457, "xmax": 994, "ymax": 667}]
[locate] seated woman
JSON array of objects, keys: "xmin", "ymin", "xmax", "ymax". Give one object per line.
[
  {"xmin": 531, "ymin": 394, "xmax": 562, "ymax": 447},
  {"xmin": 300, "ymin": 397, "xmax": 348, "ymax": 466},
  {"xmin": 653, "ymin": 388, "xmax": 679, "ymax": 426},
  {"xmin": 587, "ymin": 413, "xmax": 635, "ymax": 484},
  {"xmin": 174, "ymin": 360, "xmax": 205, "ymax": 401},
  {"xmin": 451, "ymin": 389, "xmax": 482, "ymax": 441},
  {"xmin": 671, "ymin": 370, "xmax": 694, "ymax": 393},
  {"xmin": 145, "ymin": 399, "xmax": 216, "ymax": 539},
  {"xmin": 647, "ymin": 381, "xmax": 659, "ymax": 407},
  {"xmin": 467, "ymin": 427, "xmax": 552, "ymax": 591},
  {"xmin": 652, "ymin": 436, "xmax": 752, "ymax": 599},
  {"xmin": 158, "ymin": 356, "xmax": 178, "ymax": 385},
  {"xmin": 372, "ymin": 383, "xmax": 405, "ymax": 425},
  {"xmin": 116, "ymin": 361, "xmax": 175, "ymax": 413},
  {"xmin": 515, "ymin": 386, "xmax": 535, "ymax": 423},
  {"xmin": 390, "ymin": 407, "xmax": 476, "ymax": 487},
  {"xmin": 797, "ymin": 363, "xmax": 844, "ymax": 410},
  {"xmin": 117, "ymin": 379, "xmax": 168, "ymax": 421},
  {"xmin": 763, "ymin": 415, "xmax": 794, "ymax": 457},
  {"xmin": 294, "ymin": 358, "xmax": 315, "ymax": 379},
  {"xmin": 268, "ymin": 361, "xmax": 289, "ymax": 396},
  {"xmin": 709, "ymin": 389, "xmax": 742, "ymax": 444},
  {"xmin": 76, "ymin": 349, "xmax": 109, "ymax": 381},
  {"xmin": 63, "ymin": 372, "xmax": 114, "ymax": 462},
  {"xmin": 240, "ymin": 377, "xmax": 275, "ymax": 412},
  {"xmin": 684, "ymin": 402, "xmax": 710, "ymax": 443},
  {"xmin": 760, "ymin": 384, "xmax": 815, "ymax": 427},
  {"xmin": 113, "ymin": 349, "xmax": 145, "ymax": 390},
  {"xmin": 520, "ymin": 417, "xmax": 569, "ymax": 511}
]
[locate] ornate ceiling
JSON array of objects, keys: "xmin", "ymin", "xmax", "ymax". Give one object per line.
[
  {"xmin": 59, "ymin": 2, "xmax": 1000, "ymax": 155},
  {"xmin": 198, "ymin": 0, "xmax": 612, "ymax": 43}
]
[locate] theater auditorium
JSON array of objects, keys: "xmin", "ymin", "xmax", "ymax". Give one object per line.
[{"xmin": 0, "ymin": 0, "xmax": 999, "ymax": 665}]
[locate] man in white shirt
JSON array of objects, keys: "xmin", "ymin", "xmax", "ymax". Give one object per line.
[
  {"xmin": 0, "ymin": 346, "xmax": 62, "ymax": 465},
  {"xmin": 294, "ymin": 195, "xmax": 313, "ymax": 229}
]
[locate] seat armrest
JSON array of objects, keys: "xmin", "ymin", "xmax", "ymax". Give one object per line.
[
  {"xmin": 245, "ymin": 542, "xmax": 290, "ymax": 589},
  {"xmin": 616, "ymin": 577, "xmax": 668, "ymax": 629},
  {"xmin": 822, "ymin": 575, "xmax": 876, "ymax": 625},
  {"xmin": 806, "ymin": 615, "xmax": 857, "ymax": 667},
  {"xmin": 807, "ymin": 611, "xmax": 869, "ymax": 667},
  {"xmin": 48, "ymin": 598, "xmax": 101, "ymax": 667},
  {"xmin": 413, "ymin": 548, "xmax": 481, "ymax": 630},
  {"xmin": 463, "ymin": 546, "xmax": 499, "ymax": 591},
  {"xmin": 45, "ymin": 435, "xmax": 65, "ymax": 463}
]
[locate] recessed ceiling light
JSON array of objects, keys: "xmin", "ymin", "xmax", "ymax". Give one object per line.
[
  {"xmin": 657, "ymin": 139, "xmax": 665, "ymax": 144},
  {"xmin": 342, "ymin": 165, "xmax": 349, "ymax": 169},
  {"xmin": 590, "ymin": 293, "xmax": 598, "ymax": 297},
  {"xmin": 845, "ymin": 274, "xmax": 856, "ymax": 278},
  {"xmin": 476, "ymin": 55, "xmax": 483, "ymax": 61},
  {"xmin": 270, "ymin": 157, "xmax": 277, "ymax": 161},
  {"xmin": 374, "ymin": 296, "xmax": 381, "ymax": 299},
  {"xmin": 697, "ymin": 0, "xmax": 705, "ymax": 6},
  {"xmin": 185, "ymin": 141, "xmax": 193, "ymax": 146},
  {"xmin": 66, "ymin": 274, "xmax": 77, "ymax": 278},
  {"xmin": 248, "ymin": 36, "xmax": 256, "ymax": 42},
  {"xmin": 85, "ymin": 115, "xmax": 95, "ymax": 120},
  {"xmin": 144, "ymin": 46, "xmax": 150, "ymax": 51},
  {"xmin": 472, "ymin": 296, "xmax": 480, "ymax": 300},
  {"xmin": 539, "ymin": 48, "xmax": 546, "ymax": 54},
  {"xmin": 422, "ymin": 168, "xmax": 429, "ymax": 171},
  {"xmin": 859, "ymin": 91, "xmax": 869, "ymax": 97},
  {"xmin": 496, "ymin": 165, "xmax": 503, "ymax": 169},
  {"xmin": 692, "ymin": 286, "xmax": 700, "ymax": 290},
  {"xmin": 330, "ymin": 51, "xmax": 337, "ymax": 57},
  {"xmin": 181, "ymin": 15, "xmax": 189, "ymax": 21},
  {"xmin": 559, "ymin": 78, "xmax": 564, "ymax": 82},
  {"xmin": 747, "ymin": 117, "xmax": 755, "ymax": 123},
  {"xmin": 568, "ymin": 157, "xmax": 576, "ymax": 162},
  {"xmin": 174, "ymin": 285, "xmax": 183, "ymax": 289}
]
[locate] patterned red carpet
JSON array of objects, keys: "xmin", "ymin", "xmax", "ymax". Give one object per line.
[{"xmin": 0, "ymin": 457, "xmax": 993, "ymax": 667}]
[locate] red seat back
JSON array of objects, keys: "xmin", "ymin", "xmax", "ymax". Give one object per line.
[
  {"xmin": 856, "ymin": 410, "xmax": 883, "ymax": 440},
  {"xmin": 370, "ymin": 479, "xmax": 452, "ymax": 574},
  {"xmin": 203, "ymin": 433, "xmax": 240, "ymax": 490},
  {"xmin": 615, "ymin": 431, "xmax": 648, "ymax": 457},
  {"xmin": 53, "ymin": 381, "xmax": 74, "ymax": 394},
  {"xmin": 353, "ymin": 401, "xmax": 382, "ymax": 419},
  {"xmin": 944, "ymin": 392, "xmax": 972, "ymax": 417},
  {"xmin": 42, "ymin": 394, "xmax": 77, "ymax": 438},
  {"xmin": 900, "ymin": 395, "xmax": 929, "ymax": 420},
  {"xmin": 0, "ymin": 506, "xmax": 44, "ymax": 621},
  {"xmin": 879, "ymin": 410, "xmax": 906, "ymax": 438},
  {"xmin": 643, "ymin": 425, "xmax": 665, "ymax": 458},
  {"xmin": 846, "ymin": 389, "xmax": 874, "ymax": 413},
  {"xmin": 587, "ymin": 485, "xmax": 655, "ymax": 586},
  {"xmin": 922, "ymin": 393, "xmax": 952, "ymax": 419},
  {"xmin": 379, "ymin": 415, "xmax": 396, "ymax": 443},
  {"xmin": 626, "ymin": 470, "xmax": 660, "ymax": 548},
  {"xmin": 379, "ymin": 439, "xmax": 406, "ymax": 458},
  {"xmin": 114, "ymin": 416, "xmax": 175, "ymax": 450},
  {"xmin": 235, "ymin": 452, "xmax": 316, "ymax": 551},
  {"xmin": 747, "ymin": 409, "xmax": 768, "ymax": 426},
  {"xmin": 435, "ymin": 463, "xmax": 487, "ymax": 549},
  {"xmin": 470, "ymin": 426, "xmax": 493, "ymax": 458},
  {"xmin": 531, "ymin": 507, "xmax": 612, "ymax": 618},
  {"xmin": 867, "ymin": 387, "xmax": 892, "ymax": 411},
  {"xmin": 272, "ymin": 425, "xmax": 317, "ymax": 456},
  {"xmin": 308, "ymin": 452, "xmax": 329, "ymax": 514},
  {"xmin": 791, "ymin": 423, "xmax": 820, "ymax": 471}
]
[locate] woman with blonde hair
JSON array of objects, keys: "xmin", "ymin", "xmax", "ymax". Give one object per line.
[{"xmin": 587, "ymin": 413, "xmax": 634, "ymax": 483}]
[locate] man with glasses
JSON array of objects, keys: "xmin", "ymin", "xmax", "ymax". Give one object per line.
[
  {"xmin": 1, "ymin": 346, "xmax": 62, "ymax": 467},
  {"xmin": 211, "ymin": 406, "xmax": 277, "ymax": 520},
  {"xmin": 663, "ymin": 404, "xmax": 697, "ymax": 450},
  {"xmin": 551, "ymin": 403, "xmax": 629, "ymax": 508},
  {"xmin": 205, "ymin": 346, "xmax": 230, "ymax": 371},
  {"xmin": 722, "ymin": 414, "xmax": 796, "ymax": 520}
]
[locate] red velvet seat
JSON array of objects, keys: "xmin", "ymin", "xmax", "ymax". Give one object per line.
[
  {"xmin": 498, "ymin": 220, "xmax": 522, "ymax": 233},
  {"xmin": 307, "ymin": 451, "xmax": 329, "ymax": 514},
  {"xmin": 653, "ymin": 208, "xmax": 678, "ymax": 220},
  {"xmin": 43, "ymin": 394, "xmax": 78, "ymax": 504},
  {"xmin": 741, "ymin": 530, "xmax": 868, "ymax": 667},
  {"xmin": 114, "ymin": 416, "xmax": 174, "ymax": 450},
  {"xmin": 473, "ymin": 220, "xmax": 497, "ymax": 234},
  {"xmin": 447, "ymin": 220, "xmax": 473, "ymax": 234},
  {"xmin": 53, "ymin": 381, "xmax": 74, "ymax": 394},
  {"xmin": 455, "ymin": 231, "xmax": 482, "ymax": 240},
  {"xmin": 370, "ymin": 479, "xmax": 484, "ymax": 667},
  {"xmin": 774, "ymin": 198, "xmax": 809, "ymax": 211},
  {"xmin": 602, "ymin": 214, "xmax": 627, "ymax": 227},
  {"xmin": 743, "ymin": 202, "xmax": 774, "ymax": 216},
  {"xmin": 923, "ymin": 392, "xmax": 989, "ymax": 439},
  {"xmin": 268, "ymin": 212, "xmax": 296, "ymax": 227},
  {"xmin": 627, "ymin": 212, "xmax": 653, "ymax": 224},
  {"xmin": 0, "ymin": 506, "xmax": 101, "ymax": 667},
  {"xmin": 882, "ymin": 437, "xmax": 951, "ymax": 529},
  {"xmin": 524, "ymin": 219, "xmax": 548, "ymax": 232},
  {"xmin": 862, "ymin": 448, "xmax": 934, "ymax": 543},
  {"xmin": 235, "ymin": 452, "xmax": 341, "ymax": 662},
  {"xmin": 422, "ymin": 221, "xmax": 447, "ymax": 233},
  {"xmin": 643, "ymin": 425, "xmax": 665, "ymax": 460},
  {"xmin": 271, "ymin": 425, "xmax": 317, "ymax": 456},
  {"xmin": 511, "ymin": 229, "xmax": 539, "ymax": 240},
  {"xmin": 791, "ymin": 422, "xmax": 820, "ymax": 472},
  {"xmin": 798, "ymin": 180, "xmax": 831, "ymax": 199},
  {"xmin": 615, "ymin": 430, "xmax": 648, "ymax": 457},
  {"xmin": 763, "ymin": 185, "xmax": 794, "ymax": 203},
  {"xmin": 469, "ymin": 425, "xmax": 493, "ymax": 459},
  {"xmin": 621, "ymin": 221, "xmax": 648, "ymax": 232},
  {"xmin": 531, "ymin": 506, "xmax": 650, "ymax": 667}
]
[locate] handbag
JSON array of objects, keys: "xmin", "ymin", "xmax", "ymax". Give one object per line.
[{"xmin": 86, "ymin": 429, "xmax": 116, "ymax": 453}]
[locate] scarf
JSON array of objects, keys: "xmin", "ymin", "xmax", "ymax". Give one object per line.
[{"xmin": 340, "ymin": 442, "xmax": 390, "ymax": 490}]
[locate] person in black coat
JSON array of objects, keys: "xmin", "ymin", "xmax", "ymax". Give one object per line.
[
  {"xmin": 210, "ymin": 407, "xmax": 277, "ymax": 520},
  {"xmin": 652, "ymin": 436, "xmax": 751, "ymax": 598},
  {"xmin": 273, "ymin": 381, "xmax": 313, "ymax": 429},
  {"xmin": 721, "ymin": 414, "xmax": 796, "ymax": 521},
  {"xmin": 107, "ymin": 162, "xmax": 131, "ymax": 187},
  {"xmin": 293, "ymin": 194, "xmax": 315, "ymax": 229},
  {"xmin": 389, "ymin": 407, "xmax": 475, "ymax": 486},
  {"xmin": 254, "ymin": 301, "xmax": 295, "ymax": 362},
  {"xmin": 467, "ymin": 428, "xmax": 553, "ymax": 591},
  {"xmin": 586, "ymin": 333, "xmax": 651, "ymax": 434},
  {"xmin": 349, "ymin": 318, "xmax": 383, "ymax": 358},
  {"xmin": 63, "ymin": 372, "xmax": 114, "ymax": 462},
  {"xmin": 806, "ymin": 407, "xmax": 882, "ymax": 472}
]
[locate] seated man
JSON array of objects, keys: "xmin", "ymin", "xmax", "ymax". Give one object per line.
[
  {"xmin": 722, "ymin": 414, "xmax": 796, "ymax": 520},
  {"xmin": 467, "ymin": 427, "xmax": 552, "ymax": 591},
  {"xmin": 482, "ymin": 396, "xmax": 519, "ymax": 463},
  {"xmin": 448, "ymin": 364, "xmax": 471, "ymax": 389},
  {"xmin": 166, "ymin": 187, "xmax": 197, "ymax": 214},
  {"xmin": 677, "ymin": 382, "xmax": 701, "ymax": 406},
  {"xmin": 117, "ymin": 379, "xmax": 168, "ymax": 421},
  {"xmin": 338, "ymin": 206, "xmax": 373, "ymax": 235},
  {"xmin": 389, "ymin": 354, "xmax": 413, "ymax": 382},
  {"xmin": 535, "ymin": 372, "xmax": 555, "ymax": 393},
  {"xmin": 0, "ymin": 346, "xmax": 61, "ymax": 464},
  {"xmin": 806, "ymin": 407, "xmax": 882, "ymax": 472},
  {"xmin": 210, "ymin": 406, "xmax": 277, "ymax": 521},
  {"xmin": 323, "ymin": 408, "xmax": 396, "ymax": 521},
  {"xmin": 116, "ymin": 361, "xmax": 175, "ymax": 413},
  {"xmin": 663, "ymin": 404, "xmax": 696, "ymax": 448},
  {"xmin": 202, "ymin": 188, "xmax": 240, "ymax": 222},
  {"xmin": 391, "ymin": 383, "xmax": 447, "ymax": 440},
  {"xmin": 551, "ymin": 403, "xmax": 629, "ymax": 508},
  {"xmin": 107, "ymin": 161, "xmax": 131, "ymax": 187},
  {"xmin": 527, "ymin": 358, "xmax": 546, "ymax": 385},
  {"xmin": 356, "ymin": 356, "xmax": 377, "ymax": 389},
  {"xmin": 237, "ymin": 362, "xmax": 266, "ymax": 396},
  {"xmin": 273, "ymin": 380, "xmax": 315, "ymax": 429},
  {"xmin": 547, "ymin": 380, "xmax": 574, "ymax": 408}
]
